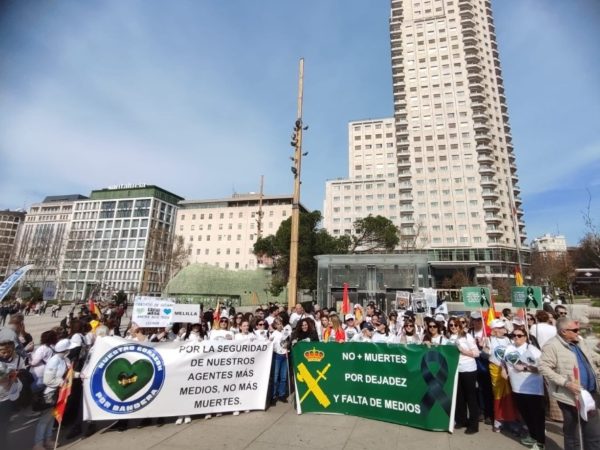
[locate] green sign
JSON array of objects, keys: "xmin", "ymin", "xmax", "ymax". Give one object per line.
[
  {"xmin": 461, "ymin": 286, "xmax": 491, "ymax": 309},
  {"xmin": 511, "ymin": 286, "xmax": 542, "ymax": 309},
  {"xmin": 292, "ymin": 342, "xmax": 459, "ymax": 432}
]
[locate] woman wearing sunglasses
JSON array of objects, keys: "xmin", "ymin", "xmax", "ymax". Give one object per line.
[
  {"xmin": 398, "ymin": 320, "xmax": 421, "ymax": 344},
  {"xmin": 422, "ymin": 319, "xmax": 448, "ymax": 345},
  {"xmin": 447, "ymin": 317, "xmax": 480, "ymax": 434},
  {"xmin": 504, "ymin": 328, "xmax": 545, "ymax": 449}
]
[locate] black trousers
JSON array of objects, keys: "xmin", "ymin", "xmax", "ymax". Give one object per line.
[
  {"xmin": 476, "ymin": 358, "xmax": 494, "ymax": 420},
  {"xmin": 455, "ymin": 370, "xmax": 479, "ymax": 431},
  {"xmin": 513, "ymin": 392, "xmax": 545, "ymax": 444}
]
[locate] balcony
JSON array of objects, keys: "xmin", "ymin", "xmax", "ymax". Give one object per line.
[
  {"xmin": 481, "ymin": 177, "xmax": 498, "ymax": 187},
  {"xmin": 470, "ymin": 91, "xmax": 485, "ymax": 102},
  {"xmin": 463, "ymin": 36, "xmax": 478, "ymax": 46},
  {"xmin": 470, "ymin": 101, "xmax": 486, "ymax": 111},
  {"xmin": 466, "ymin": 62, "xmax": 482, "ymax": 73},
  {"xmin": 472, "ymin": 112, "xmax": 488, "ymax": 121},
  {"xmin": 478, "ymin": 155, "xmax": 494, "ymax": 164},
  {"xmin": 484, "ymin": 214, "xmax": 502, "ymax": 223},
  {"xmin": 475, "ymin": 133, "xmax": 492, "ymax": 142},
  {"xmin": 486, "ymin": 227, "xmax": 503, "ymax": 236},
  {"xmin": 459, "ymin": 8, "xmax": 474, "ymax": 19},
  {"xmin": 393, "ymin": 79, "xmax": 405, "ymax": 88},
  {"xmin": 466, "ymin": 54, "xmax": 481, "ymax": 65},
  {"xmin": 467, "ymin": 71, "xmax": 483, "ymax": 82},
  {"xmin": 463, "ymin": 28, "xmax": 476, "ymax": 37},
  {"xmin": 398, "ymin": 183, "xmax": 412, "ymax": 191},
  {"xmin": 482, "ymin": 189, "xmax": 499, "ymax": 199},
  {"xmin": 461, "ymin": 18, "xmax": 476, "ymax": 28},
  {"xmin": 397, "ymin": 128, "xmax": 409, "ymax": 137},
  {"xmin": 464, "ymin": 44, "xmax": 479, "ymax": 55},
  {"xmin": 398, "ymin": 170, "xmax": 411, "ymax": 180},
  {"xmin": 474, "ymin": 122, "xmax": 490, "ymax": 132},
  {"xmin": 476, "ymin": 144, "xmax": 493, "ymax": 153},
  {"xmin": 513, "ymin": 184, "xmax": 521, "ymax": 193},
  {"xmin": 479, "ymin": 165, "xmax": 495, "ymax": 175},
  {"xmin": 483, "ymin": 202, "xmax": 500, "ymax": 211},
  {"xmin": 399, "ymin": 204, "xmax": 414, "ymax": 211},
  {"xmin": 397, "ymin": 158, "xmax": 411, "ymax": 169},
  {"xmin": 469, "ymin": 82, "xmax": 484, "ymax": 91}
]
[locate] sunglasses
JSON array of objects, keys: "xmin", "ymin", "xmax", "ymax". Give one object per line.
[
  {"xmin": 558, "ymin": 312, "xmax": 568, "ymax": 316},
  {"xmin": 428, "ymin": 325, "xmax": 438, "ymax": 329},
  {"xmin": 527, "ymin": 318, "xmax": 535, "ymax": 321},
  {"xmin": 257, "ymin": 322, "xmax": 265, "ymax": 326},
  {"xmin": 565, "ymin": 328, "xmax": 579, "ymax": 333},
  {"xmin": 459, "ymin": 320, "xmax": 466, "ymax": 324},
  {"xmin": 404, "ymin": 324, "xmax": 414, "ymax": 328},
  {"xmin": 513, "ymin": 334, "xmax": 526, "ymax": 338},
  {"xmin": 448, "ymin": 324, "xmax": 458, "ymax": 328}
]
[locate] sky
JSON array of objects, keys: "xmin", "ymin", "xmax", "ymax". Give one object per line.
[{"xmin": 0, "ymin": 0, "xmax": 599, "ymax": 246}]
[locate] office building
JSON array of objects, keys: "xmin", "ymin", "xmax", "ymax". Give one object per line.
[
  {"xmin": 60, "ymin": 185, "xmax": 183, "ymax": 300},
  {"xmin": 177, "ymin": 193, "xmax": 306, "ymax": 270},
  {"xmin": 0, "ymin": 210, "xmax": 26, "ymax": 281}
]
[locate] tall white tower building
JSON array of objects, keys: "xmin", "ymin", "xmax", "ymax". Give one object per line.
[{"xmin": 389, "ymin": 0, "xmax": 526, "ymax": 280}]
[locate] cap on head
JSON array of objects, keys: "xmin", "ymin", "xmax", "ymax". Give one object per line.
[
  {"xmin": 490, "ymin": 319, "xmax": 505, "ymax": 329},
  {"xmin": 0, "ymin": 327, "xmax": 17, "ymax": 345},
  {"xmin": 344, "ymin": 314, "xmax": 355, "ymax": 321},
  {"xmin": 470, "ymin": 311, "xmax": 482, "ymax": 320}
]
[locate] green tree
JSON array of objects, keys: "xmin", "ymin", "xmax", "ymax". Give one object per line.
[
  {"xmin": 350, "ymin": 215, "xmax": 399, "ymax": 253},
  {"xmin": 253, "ymin": 210, "xmax": 350, "ymax": 295}
]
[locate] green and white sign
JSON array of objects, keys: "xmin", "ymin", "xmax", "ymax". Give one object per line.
[
  {"xmin": 461, "ymin": 286, "xmax": 491, "ymax": 309},
  {"xmin": 511, "ymin": 286, "xmax": 542, "ymax": 309},
  {"xmin": 292, "ymin": 342, "xmax": 459, "ymax": 432}
]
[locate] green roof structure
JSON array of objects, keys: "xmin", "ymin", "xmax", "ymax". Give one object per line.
[{"xmin": 164, "ymin": 263, "xmax": 283, "ymax": 307}]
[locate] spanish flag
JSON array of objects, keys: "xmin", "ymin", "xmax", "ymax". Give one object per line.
[
  {"xmin": 212, "ymin": 302, "xmax": 221, "ymax": 329},
  {"xmin": 54, "ymin": 366, "xmax": 74, "ymax": 424},
  {"xmin": 88, "ymin": 297, "xmax": 98, "ymax": 315},
  {"xmin": 514, "ymin": 267, "xmax": 524, "ymax": 286}
]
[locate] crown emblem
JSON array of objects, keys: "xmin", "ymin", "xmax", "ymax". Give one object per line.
[{"xmin": 304, "ymin": 347, "xmax": 325, "ymax": 362}]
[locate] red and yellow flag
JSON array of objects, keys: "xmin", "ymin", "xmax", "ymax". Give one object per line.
[
  {"xmin": 341, "ymin": 283, "xmax": 350, "ymax": 315},
  {"xmin": 54, "ymin": 367, "xmax": 74, "ymax": 424},
  {"xmin": 514, "ymin": 267, "xmax": 524, "ymax": 286}
]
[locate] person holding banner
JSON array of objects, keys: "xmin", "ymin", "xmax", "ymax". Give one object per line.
[
  {"xmin": 397, "ymin": 319, "xmax": 421, "ymax": 344},
  {"xmin": 235, "ymin": 320, "xmax": 256, "ymax": 341},
  {"xmin": 447, "ymin": 317, "xmax": 480, "ymax": 434},
  {"xmin": 504, "ymin": 329, "xmax": 545, "ymax": 449},
  {"xmin": 209, "ymin": 317, "xmax": 234, "ymax": 341},
  {"xmin": 423, "ymin": 319, "xmax": 448, "ymax": 345},
  {"xmin": 323, "ymin": 314, "xmax": 345, "ymax": 343},
  {"xmin": 32, "ymin": 338, "xmax": 71, "ymax": 450},
  {"xmin": 292, "ymin": 318, "xmax": 319, "ymax": 344}
]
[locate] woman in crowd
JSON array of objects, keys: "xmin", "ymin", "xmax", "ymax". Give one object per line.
[
  {"xmin": 29, "ymin": 330, "xmax": 58, "ymax": 392},
  {"xmin": 209, "ymin": 317, "xmax": 234, "ymax": 340},
  {"xmin": 0, "ymin": 328, "xmax": 24, "ymax": 449},
  {"xmin": 253, "ymin": 319, "xmax": 269, "ymax": 340},
  {"xmin": 182, "ymin": 323, "xmax": 204, "ymax": 342},
  {"xmin": 292, "ymin": 318, "xmax": 319, "ymax": 344},
  {"xmin": 529, "ymin": 310, "xmax": 556, "ymax": 349},
  {"xmin": 270, "ymin": 318, "xmax": 290, "ymax": 405},
  {"xmin": 423, "ymin": 319, "xmax": 448, "ymax": 345},
  {"xmin": 8, "ymin": 315, "xmax": 34, "ymax": 357},
  {"xmin": 323, "ymin": 314, "xmax": 345, "ymax": 343},
  {"xmin": 504, "ymin": 328, "xmax": 545, "ymax": 449},
  {"xmin": 230, "ymin": 313, "xmax": 244, "ymax": 335},
  {"xmin": 235, "ymin": 320, "xmax": 254, "ymax": 341},
  {"xmin": 372, "ymin": 319, "xmax": 391, "ymax": 343},
  {"xmin": 32, "ymin": 339, "xmax": 71, "ymax": 450},
  {"xmin": 343, "ymin": 314, "xmax": 360, "ymax": 341},
  {"xmin": 387, "ymin": 311, "xmax": 399, "ymax": 336},
  {"xmin": 487, "ymin": 319, "xmax": 518, "ymax": 433},
  {"xmin": 318, "ymin": 314, "xmax": 330, "ymax": 341},
  {"xmin": 447, "ymin": 317, "xmax": 480, "ymax": 434},
  {"xmin": 398, "ymin": 319, "xmax": 421, "ymax": 344}
]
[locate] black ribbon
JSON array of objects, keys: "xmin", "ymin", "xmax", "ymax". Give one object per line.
[
  {"xmin": 420, "ymin": 350, "xmax": 452, "ymax": 416},
  {"xmin": 525, "ymin": 290, "xmax": 538, "ymax": 308},
  {"xmin": 479, "ymin": 289, "xmax": 490, "ymax": 308}
]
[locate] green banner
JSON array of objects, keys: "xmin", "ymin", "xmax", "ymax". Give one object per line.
[
  {"xmin": 292, "ymin": 342, "xmax": 459, "ymax": 432},
  {"xmin": 461, "ymin": 286, "xmax": 491, "ymax": 309},
  {"xmin": 511, "ymin": 286, "xmax": 542, "ymax": 309}
]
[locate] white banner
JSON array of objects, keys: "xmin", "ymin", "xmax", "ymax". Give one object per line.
[
  {"xmin": 171, "ymin": 304, "xmax": 201, "ymax": 323},
  {"xmin": 132, "ymin": 297, "xmax": 175, "ymax": 328},
  {"xmin": 0, "ymin": 264, "xmax": 34, "ymax": 302},
  {"xmin": 83, "ymin": 336, "xmax": 273, "ymax": 420},
  {"xmin": 423, "ymin": 288, "xmax": 438, "ymax": 308}
]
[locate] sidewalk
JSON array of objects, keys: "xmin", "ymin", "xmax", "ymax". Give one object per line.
[{"xmin": 60, "ymin": 403, "xmax": 565, "ymax": 450}]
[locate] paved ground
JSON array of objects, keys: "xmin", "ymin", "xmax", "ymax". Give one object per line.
[{"xmin": 7, "ymin": 311, "xmax": 566, "ymax": 450}]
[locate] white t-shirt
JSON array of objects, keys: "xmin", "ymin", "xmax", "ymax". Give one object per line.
[
  {"xmin": 351, "ymin": 333, "xmax": 372, "ymax": 343},
  {"xmin": 235, "ymin": 333, "xmax": 256, "ymax": 341},
  {"xmin": 504, "ymin": 343, "xmax": 543, "ymax": 395},
  {"xmin": 209, "ymin": 329, "xmax": 234, "ymax": 341},
  {"xmin": 344, "ymin": 326, "xmax": 360, "ymax": 342},
  {"xmin": 530, "ymin": 323, "xmax": 556, "ymax": 349},
  {"xmin": 372, "ymin": 332, "xmax": 391, "ymax": 343},
  {"xmin": 254, "ymin": 330, "xmax": 269, "ymax": 341},
  {"xmin": 449, "ymin": 334, "xmax": 478, "ymax": 373},
  {"xmin": 488, "ymin": 336, "xmax": 511, "ymax": 367}
]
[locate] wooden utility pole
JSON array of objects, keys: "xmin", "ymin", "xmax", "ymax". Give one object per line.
[{"xmin": 287, "ymin": 58, "xmax": 305, "ymax": 310}]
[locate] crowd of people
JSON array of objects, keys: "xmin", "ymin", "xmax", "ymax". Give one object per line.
[{"xmin": 0, "ymin": 299, "xmax": 598, "ymax": 450}]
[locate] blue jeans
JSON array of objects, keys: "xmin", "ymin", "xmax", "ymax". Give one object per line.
[
  {"xmin": 34, "ymin": 409, "xmax": 55, "ymax": 445},
  {"xmin": 272, "ymin": 353, "xmax": 288, "ymax": 399}
]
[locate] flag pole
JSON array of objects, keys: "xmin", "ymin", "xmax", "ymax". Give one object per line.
[{"xmin": 53, "ymin": 421, "xmax": 62, "ymax": 450}]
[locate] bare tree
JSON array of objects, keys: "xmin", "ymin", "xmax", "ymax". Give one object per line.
[
  {"xmin": 142, "ymin": 228, "xmax": 190, "ymax": 294},
  {"xmin": 580, "ymin": 189, "xmax": 600, "ymax": 268}
]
